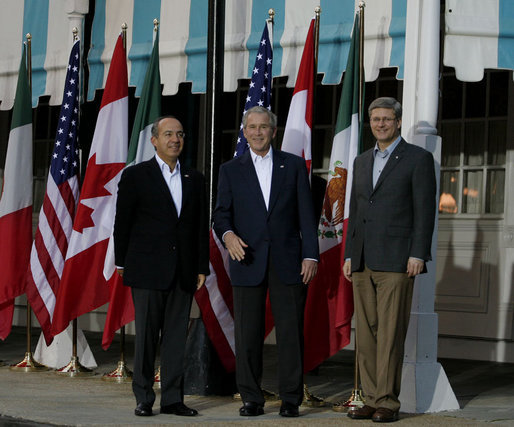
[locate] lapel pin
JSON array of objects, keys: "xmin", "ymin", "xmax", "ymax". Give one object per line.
[
  {"xmin": 184, "ymin": 174, "xmax": 189, "ymax": 177},
  {"xmin": 280, "ymin": 165, "xmax": 285, "ymax": 168}
]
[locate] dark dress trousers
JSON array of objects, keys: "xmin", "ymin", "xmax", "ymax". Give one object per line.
[
  {"xmin": 344, "ymin": 139, "xmax": 436, "ymax": 411},
  {"xmin": 114, "ymin": 156, "xmax": 209, "ymax": 408},
  {"xmin": 213, "ymin": 149, "xmax": 319, "ymax": 406}
]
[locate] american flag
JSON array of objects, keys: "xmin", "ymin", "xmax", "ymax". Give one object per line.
[
  {"xmin": 233, "ymin": 21, "xmax": 273, "ymax": 157},
  {"xmin": 195, "ymin": 20, "xmax": 273, "ymax": 372},
  {"xmin": 25, "ymin": 40, "xmax": 81, "ymax": 345}
]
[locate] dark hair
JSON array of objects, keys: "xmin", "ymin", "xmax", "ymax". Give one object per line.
[{"xmin": 151, "ymin": 115, "xmax": 181, "ymax": 138}]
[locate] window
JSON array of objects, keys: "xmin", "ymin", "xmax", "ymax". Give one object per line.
[{"xmin": 438, "ymin": 70, "xmax": 509, "ymax": 215}]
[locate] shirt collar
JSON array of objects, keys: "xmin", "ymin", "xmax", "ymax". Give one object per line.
[
  {"xmin": 373, "ymin": 136, "xmax": 401, "ymax": 158},
  {"xmin": 155, "ymin": 154, "xmax": 180, "ymax": 175},
  {"xmin": 249, "ymin": 146, "xmax": 273, "ymax": 163}
]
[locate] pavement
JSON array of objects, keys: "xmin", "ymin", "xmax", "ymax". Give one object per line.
[{"xmin": 1, "ymin": 325, "xmax": 514, "ymax": 426}]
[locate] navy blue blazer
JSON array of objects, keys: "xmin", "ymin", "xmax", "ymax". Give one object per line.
[
  {"xmin": 344, "ymin": 139, "xmax": 436, "ymax": 273},
  {"xmin": 114, "ymin": 157, "xmax": 210, "ymax": 293},
  {"xmin": 213, "ymin": 149, "xmax": 319, "ymax": 286}
]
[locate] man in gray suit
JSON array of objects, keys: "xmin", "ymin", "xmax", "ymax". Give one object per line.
[{"xmin": 343, "ymin": 97, "xmax": 436, "ymax": 422}]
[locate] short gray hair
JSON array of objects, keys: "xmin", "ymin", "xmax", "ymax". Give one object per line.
[
  {"xmin": 368, "ymin": 97, "xmax": 402, "ymax": 119},
  {"xmin": 242, "ymin": 106, "xmax": 277, "ymax": 128},
  {"xmin": 151, "ymin": 115, "xmax": 180, "ymax": 138}
]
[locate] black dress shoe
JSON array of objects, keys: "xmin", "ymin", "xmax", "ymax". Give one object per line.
[
  {"xmin": 160, "ymin": 402, "xmax": 198, "ymax": 416},
  {"xmin": 279, "ymin": 402, "xmax": 300, "ymax": 417},
  {"xmin": 134, "ymin": 402, "xmax": 153, "ymax": 416},
  {"xmin": 239, "ymin": 401, "xmax": 264, "ymax": 416}
]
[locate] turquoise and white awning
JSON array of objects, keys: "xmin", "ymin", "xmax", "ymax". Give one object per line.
[
  {"xmin": 87, "ymin": 0, "xmax": 407, "ymax": 100},
  {"xmin": 0, "ymin": 0, "xmax": 513, "ymax": 111},
  {"xmin": 444, "ymin": 0, "xmax": 514, "ymax": 81},
  {"xmin": 0, "ymin": 0, "xmax": 407, "ymax": 109}
]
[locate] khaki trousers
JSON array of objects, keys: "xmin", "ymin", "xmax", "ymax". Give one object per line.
[{"xmin": 352, "ymin": 265, "xmax": 414, "ymax": 411}]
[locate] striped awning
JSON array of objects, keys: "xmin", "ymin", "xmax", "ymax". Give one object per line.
[
  {"xmin": 87, "ymin": 0, "xmax": 407, "ymax": 100},
  {"xmin": 443, "ymin": 0, "xmax": 514, "ymax": 81},
  {"xmin": 1, "ymin": 0, "xmax": 513, "ymax": 111}
]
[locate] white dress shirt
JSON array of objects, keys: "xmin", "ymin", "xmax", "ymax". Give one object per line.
[
  {"xmin": 155, "ymin": 154, "xmax": 182, "ymax": 216},
  {"xmin": 250, "ymin": 146, "xmax": 273, "ymax": 210}
]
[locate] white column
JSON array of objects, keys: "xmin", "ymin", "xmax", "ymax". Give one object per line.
[
  {"xmin": 399, "ymin": 0, "xmax": 459, "ymax": 413},
  {"xmin": 66, "ymin": 0, "xmax": 89, "ymax": 43}
]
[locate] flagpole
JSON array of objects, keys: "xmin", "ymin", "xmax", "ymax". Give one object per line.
[
  {"xmin": 55, "ymin": 28, "xmax": 94, "ymax": 377},
  {"xmin": 10, "ymin": 33, "xmax": 48, "ymax": 373},
  {"xmin": 333, "ymin": 1, "xmax": 366, "ymax": 412},
  {"xmin": 302, "ymin": 6, "xmax": 327, "ymax": 408}
]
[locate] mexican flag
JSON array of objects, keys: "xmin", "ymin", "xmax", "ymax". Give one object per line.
[
  {"xmin": 126, "ymin": 29, "xmax": 161, "ymax": 166},
  {"xmin": 102, "ymin": 30, "xmax": 161, "ymax": 350},
  {"xmin": 0, "ymin": 45, "xmax": 33, "ymax": 340},
  {"xmin": 303, "ymin": 13, "xmax": 362, "ymax": 372}
]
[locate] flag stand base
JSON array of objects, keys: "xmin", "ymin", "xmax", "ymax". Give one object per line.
[
  {"xmin": 102, "ymin": 360, "xmax": 132, "ymax": 382},
  {"xmin": 10, "ymin": 352, "xmax": 50, "ymax": 372},
  {"xmin": 56, "ymin": 356, "xmax": 94, "ymax": 377},
  {"xmin": 302, "ymin": 384, "xmax": 326, "ymax": 407},
  {"xmin": 332, "ymin": 388, "xmax": 365, "ymax": 412}
]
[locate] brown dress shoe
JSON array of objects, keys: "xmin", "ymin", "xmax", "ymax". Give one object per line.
[
  {"xmin": 372, "ymin": 407, "xmax": 399, "ymax": 422},
  {"xmin": 347, "ymin": 404, "xmax": 376, "ymax": 419}
]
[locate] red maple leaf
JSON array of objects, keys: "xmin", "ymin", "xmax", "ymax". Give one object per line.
[{"xmin": 73, "ymin": 153, "xmax": 125, "ymax": 233}]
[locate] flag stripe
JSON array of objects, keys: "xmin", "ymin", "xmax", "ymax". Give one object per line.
[{"xmin": 26, "ymin": 40, "xmax": 81, "ymax": 344}]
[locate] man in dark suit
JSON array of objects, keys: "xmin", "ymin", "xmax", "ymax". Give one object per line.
[
  {"xmin": 343, "ymin": 97, "xmax": 436, "ymax": 423},
  {"xmin": 114, "ymin": 116, "xmax": 209, "ymax": 418},
  {"xmin": 213, "ymin": 106, "xmax": 319, "ymax": 418}
]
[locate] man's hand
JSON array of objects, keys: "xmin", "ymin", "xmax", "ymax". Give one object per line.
[
  {"xmin": 343, "ymin": 260, "xmax": 352, "ymax": 282},
  {"xmin": 197, "ymin": 274, "xmax": 206, "ymax": 289},
  {"xmin": 116, "ymin": 267, "xmax": 124, "ymax": 277},
  {"xmin": 407, "ymin": 257, "xmax": 424, "ymax": 277},
  {"xmin": 301, "ymin": 259, "xmax": 318, "ymax": 284},
  {"xmin": 224, "ymin": 231, "xmax": 248, "ymax": 262}
]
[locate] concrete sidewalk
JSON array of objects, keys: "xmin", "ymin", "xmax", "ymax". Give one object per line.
[{"xmin": 1, "ymin": 326, "xmax": 514, "ymax": 426}]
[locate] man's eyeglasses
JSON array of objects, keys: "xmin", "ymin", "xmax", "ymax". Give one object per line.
[{"xmin": 370, "ymin": 117, "xmax": 397, "ymax": 124}]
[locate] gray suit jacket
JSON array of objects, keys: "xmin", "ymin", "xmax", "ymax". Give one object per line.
[{"xmin": 344, "ymin": 139, "xmax": 436, "ymax": 273}]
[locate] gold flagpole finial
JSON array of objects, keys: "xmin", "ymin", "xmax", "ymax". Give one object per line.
[
  {"xmin": 26, "ymin": 33, "xmax": 31, "ymax": 42},
  {"xmin": 359, "ymin": 1, "xmax": 366, "ymax": 8},
  {"xmin": 268, "ymin": 8, "xmax": 275, "ymax": 23},
  {"xmin": 121, "ymin": 23, "xmax": 128, "ymax": 50},
  {"xmin": 315, "ymin": 5, "xmax": 321, "ymax": 16},
  {"xmin": 72, "ymin": 27, "xmax": 78, "ymax": 41},
  {"xmin": 153, "ymin": 18, "xmax": 159, "ymax": 31}
]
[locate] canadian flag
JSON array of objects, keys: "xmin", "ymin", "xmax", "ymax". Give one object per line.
[
  {"xmin": 50, "ymin": 34, "xmax": 128, "ymax": 339},
  {"xmin": 281, "ymin": 18, "xmax": 315, "ymax": 176}
]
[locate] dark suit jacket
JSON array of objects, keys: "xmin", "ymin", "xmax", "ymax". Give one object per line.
[
  {"xmin": 344, "ymin": 139, "xmax": 436, "ymax": 273},
  {"xmin": 213, "ymin": 149, "xmax": 319, "ymax": 286},
  {"xmin": 114, "ymin": 156, "xmax": 209, "ymax": 293}
]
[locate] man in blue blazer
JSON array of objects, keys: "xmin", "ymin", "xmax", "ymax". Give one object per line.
[
  {"xmin": 343, "ymin": 98, "xmax": 436, "ymax": 422},
  {"xmin": 114, "ymin": 116, "xmax": 209, "ymax": 418},
  {"xmin": 213, "ymin": 106, "xmax": 319, "ymax": 417}
]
